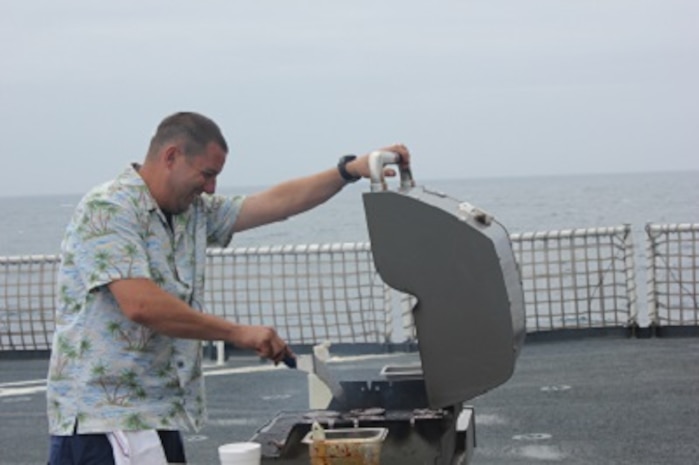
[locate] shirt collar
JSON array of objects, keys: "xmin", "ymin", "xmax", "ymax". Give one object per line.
[{"xmin": 115, "ymin": 163, "xmax": 160, "ymax": 213}]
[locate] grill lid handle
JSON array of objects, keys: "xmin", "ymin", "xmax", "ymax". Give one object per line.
[{"xmin": 368, "ymin": 150, "xmax": 415, "ymax": 192}]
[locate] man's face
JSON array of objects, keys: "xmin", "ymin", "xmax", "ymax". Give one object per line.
[{"xmin": 166, "ymin": 141, "xmax": 227, "ymax": 214}]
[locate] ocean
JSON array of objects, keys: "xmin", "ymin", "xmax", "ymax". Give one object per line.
[{"xmin": 0, "ymin": 170, "xmax": 697, "ymax": 258}]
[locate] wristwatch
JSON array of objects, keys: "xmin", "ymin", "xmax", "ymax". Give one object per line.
[{"xmin": 337, "ymin": 155, "xmax": 361, "ymax": 183}]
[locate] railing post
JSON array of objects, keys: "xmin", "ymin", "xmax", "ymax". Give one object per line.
[
  {"xmin": 645, "ymin": 223, "xmax": 659, "ymax": 329},
  {"xmin": 621, "ymin": 224, "xmax": 638, "ymax": 329},
  {"xmin": 216, "ymin": 340, "xmax": 225, "ymax": 365}
]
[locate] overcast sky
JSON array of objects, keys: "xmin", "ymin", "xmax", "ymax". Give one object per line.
[{"xmin": 1, "ymin": 1, "xmax": 697, "ymax": 197}]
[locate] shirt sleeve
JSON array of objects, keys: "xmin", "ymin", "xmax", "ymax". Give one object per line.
[
  {"xmin": 201, "ymin": 193, "xmax": 246, "ymax": 247},
  {"xmin": 65, "ymin": 196, "xmax": 153, "ymax": 292}
]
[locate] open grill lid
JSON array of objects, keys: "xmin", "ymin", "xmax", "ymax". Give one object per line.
[{"xmin": 362, "ymin": 152, "xmax": 526, "ymax": 409}]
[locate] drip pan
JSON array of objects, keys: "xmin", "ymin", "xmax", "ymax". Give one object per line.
[{"xmin": 302, "ymin": 427, "xmax": 388, "ymax": 465}]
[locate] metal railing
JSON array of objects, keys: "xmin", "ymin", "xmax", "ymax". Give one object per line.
[
  {"xmin": 205, "ymin": 243, "xmax": 391, "ymax": 345},
  {"xmin": 646, "ymin": 223, "xmax": 699, "ymax": 327},
  {"xmin": 1, "ymin": 223, "xmax": 697, "ymax": 352},
  {"xmin": 511, "ymin": 225, "xmax": 638, "ymax": 332},
  {"xmin": 0, "ymin": 255, "xmax": 60, "ymax": 351}
]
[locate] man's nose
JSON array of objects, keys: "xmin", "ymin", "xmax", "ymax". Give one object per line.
[{"xmin": 203, "ymin": 178, "xmax": 216, "ymax": 194}]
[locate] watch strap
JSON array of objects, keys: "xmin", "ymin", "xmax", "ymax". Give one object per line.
[{"xmin": 337, "ymin": 155, "xmax": 361, "ymax": 183}]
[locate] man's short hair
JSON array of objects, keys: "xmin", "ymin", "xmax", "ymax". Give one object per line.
[{"xmin": 148, "ymin": 112, "xmax": 228, "ymax": 158}]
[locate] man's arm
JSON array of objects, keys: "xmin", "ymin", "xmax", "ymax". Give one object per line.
[
  {"xmin": 108, "ymin": 278, "xmax": 292, "ymax": 362},
  {"xmin": 232, "ymin": 144, "xmax": 410, "ymax": 233}
]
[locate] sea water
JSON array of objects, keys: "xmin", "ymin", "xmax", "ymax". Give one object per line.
[{"xmin": 0, "ymin": 171, "xmax": 695, "ymax": 258}]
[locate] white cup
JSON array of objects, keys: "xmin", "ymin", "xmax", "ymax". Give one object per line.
[{"xmin": 218, "ymin": 442, "xmax": 261, "ymax": 465}]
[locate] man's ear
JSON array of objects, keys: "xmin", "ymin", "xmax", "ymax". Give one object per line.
[{"xmin": 164, "ymin": 145, "xmax": 178, "ymax": 167}]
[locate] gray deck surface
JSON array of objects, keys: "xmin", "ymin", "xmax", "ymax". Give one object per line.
[{"xmin": 1, "ymin": 336, "xmax": 698, "ymax": 465}]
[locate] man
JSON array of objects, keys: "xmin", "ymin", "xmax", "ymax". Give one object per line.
[{"xmin": 46, "ymin": 111, "xmax": 410, "ymax": 464}]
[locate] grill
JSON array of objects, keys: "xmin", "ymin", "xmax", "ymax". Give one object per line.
[
  {"xmin": 250, "ymin": 152, "xmax": 526, "ymax": 464},
  {"xmin": 252, "ymin": 374, "xmax": 475, "ymax": 464}
]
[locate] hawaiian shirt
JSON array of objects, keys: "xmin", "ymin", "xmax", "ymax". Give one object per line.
[{"xmin": 47, "ymin": 164, "xmax": 244, "ymax": 435}]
